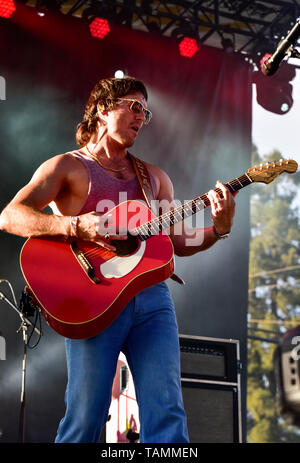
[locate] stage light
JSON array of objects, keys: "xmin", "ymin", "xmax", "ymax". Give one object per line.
[
  {"xmin": 0, "ymin": 0, "xmax": 16, "ymax": 19},
  {"xmin": 89, "ymin": 17, "xmax": 110, "ymax": 39},
  {"xmin": 255, "ymin": 78, "xmax": 293, "ymax": 114},
  {"xmin": 178, "ymin": 37, "xmax": 198, "ymax": 58},
  {"xmin": 171, "ymin": 17, "xmax": 199, "ymax": 58},
  {"xmin": 253, "ymin": 62, "xmax": 296, "ymax": 115},
  {"xmin": 114, "ymin": 70, "xmax": 125, "ymax": 78},
  {"xmin": 221, "ymin": 37, "xmax": 234, "ymax": 53}
]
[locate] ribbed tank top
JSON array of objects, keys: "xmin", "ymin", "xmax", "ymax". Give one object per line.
[{"xmin": 68, "ymin": 150, "xmax": 158, "ymax": 215}]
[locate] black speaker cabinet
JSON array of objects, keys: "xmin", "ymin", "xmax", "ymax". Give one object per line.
[{"xmin": 179, "ymin": 334, "xmax": 242, "ymax": 443}]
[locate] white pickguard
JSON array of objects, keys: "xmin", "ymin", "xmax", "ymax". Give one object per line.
[{"xmin": 100, "ymin": 240, "xmax": 146, "ymax": 278}]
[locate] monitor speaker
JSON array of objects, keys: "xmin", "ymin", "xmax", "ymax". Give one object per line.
[{"xmin": 179, "ymin": 334, "xmax": 242, "ymax": 443}]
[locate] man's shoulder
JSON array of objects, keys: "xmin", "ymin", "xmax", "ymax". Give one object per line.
[
  {"xmin": 50, "ymin": 150, "xmax": 78, "ymax": 163},
  {"xmin": 32, "ymin": 151, "xmax": 87, "ymax": 184},
  {"xmin": 45, "ymin": 151, "xmax": 84, "ymax": 171}
]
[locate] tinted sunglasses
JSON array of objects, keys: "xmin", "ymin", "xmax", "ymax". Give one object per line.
[{"xmin": 117, "ymin": 98, "xmax": 152, "ymax": 125}]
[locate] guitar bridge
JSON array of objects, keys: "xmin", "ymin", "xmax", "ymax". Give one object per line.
[{"xmin": 71, "ymin": 241, "xmax": 101, "ymax": 284}]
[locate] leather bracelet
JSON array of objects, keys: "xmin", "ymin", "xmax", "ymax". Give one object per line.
[
  {"xmin": 70, "ymin": 216, "xmax": 79, "ymax": 237},
  {"xmin": 213, "ymin": 225, "xmax": 230, "ymax": 240}
]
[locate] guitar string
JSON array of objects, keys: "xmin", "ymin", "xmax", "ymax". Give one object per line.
[
  {"xmin": 82, "ymin": 196, "xmax": 204, "ymax": 258},
  {"xmin": 82, "ymin": 176, "xmax": 250, "ymax": 258},
  {"xmin": 134, "ymin": 175, "xmax": 251, "ymax": 237},
  {"xmin": 77, "ymin": 165, "xmax": 292, "ymax": 258},
  {"xmin": 136, "ymin": 177, "xmax": 244, "ymax": 234},
  {"xmin": 84, "ymin": 165, "xmax": 291, "ymax": 255},
  {"xmin": 82, "ymin": 175, "xmax": 250, "ymax": 259},
  {"xmin": 82, "ymin": 165, "xmax": 290, "ymax": 258}
]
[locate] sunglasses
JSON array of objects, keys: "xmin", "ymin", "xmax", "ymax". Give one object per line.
[{"xmin": 117, "ymin": 98, "xmax": 152, "ymax": 125}]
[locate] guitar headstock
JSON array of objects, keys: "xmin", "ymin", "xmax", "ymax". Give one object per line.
[{"xmin": 248, "ymin": 159, "xmax": 298, "ymax": 184}]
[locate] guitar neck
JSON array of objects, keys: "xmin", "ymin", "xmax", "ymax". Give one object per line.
[{"xmin": 135, "ymin": 172, "xmax": 253, "ymax": 240}]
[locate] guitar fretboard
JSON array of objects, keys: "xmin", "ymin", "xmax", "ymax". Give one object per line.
[{"xmin": 133, "ymin": 173, "xmax": 253, "ymax": 240}]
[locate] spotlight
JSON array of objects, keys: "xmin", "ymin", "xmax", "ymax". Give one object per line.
[
  {"xmin": 253, "ymin": 62, "xmax": 296, "ymax": 115},
  {"xmin": 114, "ymin": 70, "xmax": 126, "ymax": 78},
  {"xmin": 221, "ymin": 37, "xmax": 235, "ymax": 53},
  {"xmin": 89, "ymin": 17, "xmax": 110, "ymax": 39},
  {"xmin": 178, "ymin": 37, "xmax": 198, "ymax": 58},
  {"xmin": 147, "ymin": 21, "xmax": 160, "ymax": 34},
  {"xmin": 0, "ymin": 0, "xmax": 16, "ymax": 19},
  {"xmin": 171, "ymin": 18, "xmax": 199, "ymax": 58}
]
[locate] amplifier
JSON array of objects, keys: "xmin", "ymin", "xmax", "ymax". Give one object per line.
[
  {"xmin": 179, "ymin": 334, "xmax": 242, "ymax": 443},
  {"xmin": 179, "ymin": 334, "xmax": 240, "ymax": 382}
]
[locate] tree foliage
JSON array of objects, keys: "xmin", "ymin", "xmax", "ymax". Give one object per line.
[{"xmin": 247, "ymin": 146, "xmax": 300, "ymax": 442}]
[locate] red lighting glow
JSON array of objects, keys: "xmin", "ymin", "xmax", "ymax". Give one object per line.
[
  {"xmin": 0, "ymin": 0, "xmax": 16, "ymax": 18},
  {"xmin": 179, "ymin": 37, "xmax": 198, "ymax": 58},
  {"xmin": 89, "ymin": 18, "xmax": 110, "ymax": 39},
  {"xmin": 260, "ymin": 53, "xmax": 272, "ymax": 69}
]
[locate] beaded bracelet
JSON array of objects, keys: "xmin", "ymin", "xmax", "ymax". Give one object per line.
[{"xmin": 70, "ymin": 216, "xmax": 79, "ymax": 237}]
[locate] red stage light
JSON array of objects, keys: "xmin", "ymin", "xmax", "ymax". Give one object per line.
[
  {"xmin": 179, "ymin": 37, "xmax": 198, "ymax": 58},
  {"xmin": 89, "ymin": 18, "xmax": 110, "ymax": 39},
  {"xmin": 0, "ymin": 0, "xmax": 16, "ymax": 19}
]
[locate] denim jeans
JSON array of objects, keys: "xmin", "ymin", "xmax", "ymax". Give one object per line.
[{"xmin": 55, "ymin": 282, "xmax": 189, "ymax": 443}]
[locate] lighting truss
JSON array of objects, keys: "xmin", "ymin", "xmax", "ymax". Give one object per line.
[{"xmin": 19, "ymin": 1, "xmax": 300, "ymax": 62}]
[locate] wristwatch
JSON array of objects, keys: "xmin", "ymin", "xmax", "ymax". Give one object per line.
[{"xmin": 213, "ymin": 226, "xmax": 230, "ymax": 240}]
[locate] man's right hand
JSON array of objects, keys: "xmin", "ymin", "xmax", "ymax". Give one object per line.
[{"xmin": 75, "ymin": 212, "xmax": 128, "ymax": 252}]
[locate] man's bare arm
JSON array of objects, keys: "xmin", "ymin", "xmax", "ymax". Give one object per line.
[
  {"xmin": 0, "ymin": 154, "xmax": 127, "ymax": 251},
  {"xmin": 0, "ymin": 155, "xmax": 71, "ymax": 237}
]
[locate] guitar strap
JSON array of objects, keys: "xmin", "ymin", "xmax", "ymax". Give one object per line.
[
  {"xmin": 129, "ymin": 153, "xmax": 154, "ymax": 209},
  {"xmin": 129, "ymin": 153, "xmax": 185, "ymax": 286}
]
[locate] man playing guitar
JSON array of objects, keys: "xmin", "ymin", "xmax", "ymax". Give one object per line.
[{"xmin": 0, "ymin": 76, "xmax": 236, "ymax": 443}]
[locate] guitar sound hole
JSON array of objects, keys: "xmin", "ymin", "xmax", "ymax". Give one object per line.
[{"xmin": 110, "ymin": 232, "xmax": 140, "ymax": 256}]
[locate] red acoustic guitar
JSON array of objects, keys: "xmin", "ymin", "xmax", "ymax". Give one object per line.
[{"xmin": 20, "ymin": 160, "xmax": 298, "ymax": 339}]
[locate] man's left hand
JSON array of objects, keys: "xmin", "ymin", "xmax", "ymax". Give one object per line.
[{"xmin": 207, "ymin": 181, "xmax": 237, "ymax": 235}]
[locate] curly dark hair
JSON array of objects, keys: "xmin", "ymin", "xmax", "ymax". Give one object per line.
[{"xmin": 76, "ymin": 76, "xmax": 148, "ymax": 147}]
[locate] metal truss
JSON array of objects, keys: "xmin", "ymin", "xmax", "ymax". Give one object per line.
[{"xmin": 20, "ymin": 1, "xmax": 300, "ymax": 62}]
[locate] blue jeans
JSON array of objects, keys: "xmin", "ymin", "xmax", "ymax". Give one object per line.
[{"xmin": 55, "ymin": 282, "xmax": 189, "ymax": 443}]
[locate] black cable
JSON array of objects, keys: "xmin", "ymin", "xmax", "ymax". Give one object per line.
[
  {"xmin": 19, "ymin": 288, "xmax": 42, "ymax": 349},
  {"xmin": 27, "ymin": 309, "xmax": 42, "ymax": 349}
]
